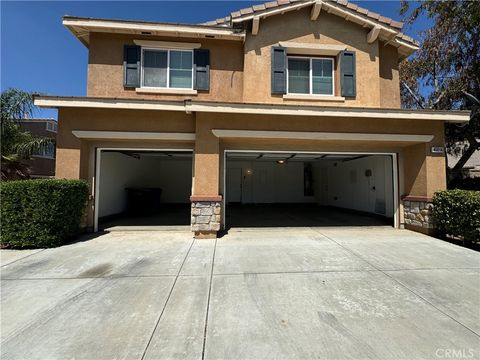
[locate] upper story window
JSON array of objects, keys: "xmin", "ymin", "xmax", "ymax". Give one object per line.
[
  {"xmin": 141, "ymin": 49, "xmax": 193, "ymax": 89},
  {"xmin": 287, "ymin": 57, "xmax": 334, "ymax": 96},
  {"xmin": 46, "ymin": 122, "xmax": 58, "ymax": 133}
]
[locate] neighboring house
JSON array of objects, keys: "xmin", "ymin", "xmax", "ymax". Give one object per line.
[
  {"xmin": 34, "ymin": 0, "xmax": 470, "ymax": 238},
  {"xmin": 17, "ymin": 118, "xmax": 57, "ymax": 178}
]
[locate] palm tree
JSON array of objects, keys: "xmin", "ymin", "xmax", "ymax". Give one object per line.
[{"xmin": 1, "ymin": 89, "xmax": 55, "ymax": 180}]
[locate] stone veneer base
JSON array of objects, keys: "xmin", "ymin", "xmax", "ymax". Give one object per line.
[
  {"xmin": 190, "ymin": 195, "xmax": 222, "ymax": 239},
  {"xmin": 403, "ymin": 196, "xmax": 435, "ymax": 235}
]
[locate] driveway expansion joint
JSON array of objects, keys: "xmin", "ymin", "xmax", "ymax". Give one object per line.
[
  {"xmin": 1, "ymin": 249, "xmax": 46, "ymax": 268},
  {"xmin": 140, "ymin": 238, "xmax": 196, "ymax": 360},
  {"xmin": 201, "ymin": 237, "xmax": 217, "ymax": 360}
]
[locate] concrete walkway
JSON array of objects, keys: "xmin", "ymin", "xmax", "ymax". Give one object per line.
[{"xmin": 1, "ymin": 228, "xmax": 479, "ymax": 359}]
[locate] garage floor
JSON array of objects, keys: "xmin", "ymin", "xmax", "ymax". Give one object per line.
[
  {"xmin": 1, "ymin": 228, "xmax": 479, "ymax": 359},
  {"xmin": 226, "ymin": 203, "xmax": 392, "ymax": 228},
  {"xmin": 99, "ymin": 204, "xmax": 191, "ymax": 230}
]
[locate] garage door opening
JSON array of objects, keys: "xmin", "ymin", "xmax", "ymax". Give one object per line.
[
  {"xmin": 224, "ymin": 151, "xmax": 397, "ymax": 229},
  {"xmin": 95, "ymin": 149, "xmax": 193, "ymax": 231}
]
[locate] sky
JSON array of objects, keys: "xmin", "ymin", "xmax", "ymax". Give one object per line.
[{"xmin": 0, "ymin": 1, "xmax": 432, "ymax": 119}]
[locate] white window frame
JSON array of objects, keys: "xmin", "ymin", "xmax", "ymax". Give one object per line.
[
  {"xmin": 140, "ymin": 47, "xmax": 194, "ymax": 90},
  {"xmin": 286, "ymin": 56, "xmax": 335, "ymax": 96},
  {"xmin": 45, "ymin": 122, "xmax": 57, "ymax": 133}
]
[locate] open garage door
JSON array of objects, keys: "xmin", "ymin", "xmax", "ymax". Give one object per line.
[
  {"xmin": 224, "ymin": 151, "xmax": 397, "ymax": 229},
  {"xmin": 95, "ymin": 149, "xmax": 193, "ymax": 231}
]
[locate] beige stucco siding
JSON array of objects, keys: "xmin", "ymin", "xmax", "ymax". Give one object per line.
[
  {"xmin": 242, "ymin": 8, "xmax": 390, "ymax": 107},
  {"xmin": 192, "ymin": 112, "xmax": 446, "ymax": 197},
  {"xmin": 379, "ymin": 42, "xmax": 401, "ymax": 108},
  {"xmin": 85, "ymin": 9, "xmax": 401, "ymax": 108},
  {"xmin": 87, "ymin": 33, "xmax": 244, "ymax": 102},
  {"xmin": 55, "ymin": 107, "xmax": 195, "ymax": 180},
  {"xmin": 55, "ymin": 107, "xmax": 447, "ymax": 230}
]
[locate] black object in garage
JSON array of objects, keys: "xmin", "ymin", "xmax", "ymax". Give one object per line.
[{"xmin": 126, "ymin": 188, "xmax": 162, "ymax": 215}]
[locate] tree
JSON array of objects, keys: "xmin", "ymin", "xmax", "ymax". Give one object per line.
[
  {"xmin": 399, "ymin": 0, "xmax": 480, "ymax": 184},
  {"xmin": 1, "ymin": 89, "xmax": 54, "ymax": 180}
]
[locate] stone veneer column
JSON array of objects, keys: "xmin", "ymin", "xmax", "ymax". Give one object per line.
[
  {"xmin": 402, "ymin": 196, "xmax": 435, "ymax": 235},
  {"xmin": 190, "ymin": 195, "xmax": 222, "ymax": 239}
]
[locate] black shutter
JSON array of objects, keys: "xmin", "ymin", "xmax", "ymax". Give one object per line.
[
  {"xmin": 123, "ymin": 45, "xmax": 141, "ymax": 88},
  {"xmin": 340, "ymin": 51, "xmax": 356, "ymax": 97},
  {"xmin": 271, "ymin": 46, "xmax": 287, "ymax": 94},
  {"xmin": 194, "ymin": 49, "xmax": 210, "ymax": 91}
]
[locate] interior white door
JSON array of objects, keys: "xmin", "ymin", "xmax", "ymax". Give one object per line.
[{"xmin": 227, "ymin": 168, "xmax": 242, "ymax": 203}]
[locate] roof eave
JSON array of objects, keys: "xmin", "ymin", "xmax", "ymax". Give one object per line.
[
  {"xmin": 62, "ymin": 17, "xmax": 246, "ymax": 47},
  {"xmin": 34, "ymin": 96, "xmax": 470, "ymax": 123}
]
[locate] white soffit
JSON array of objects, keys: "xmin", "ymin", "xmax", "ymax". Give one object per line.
[
  {"xmin": 34, "ymin": 97, "xmax": 470, "ymax": 123},
  {"xmin": 62, "ymin": 18, "xmax": 245, "ymax": 46},
  {"xmin": 35, "ymin": 97, "xmax": 185, "ymax": 112},
  {"xmin": 187, "ymin": 102, "xmax": 470, "ymax": 122},
  {"xmin": 278, "ymin": 42, "xmax": 346, "ymax": 56},
  {"xmin": 72, "ymin": 130, "xmax": 195, "ymax": 141},
  {"xmin": 212, "ymin": 129, "xmax": 434, "ymax": 143}
]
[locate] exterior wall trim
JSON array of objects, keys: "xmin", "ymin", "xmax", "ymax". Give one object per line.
[
  {"xmin": 63, "ymin": 17, "xmax": 246, "ymax": 46},
  {"xmin": 72, "ymin": 130, "xmax": 196, "ymax": 141},
  {"xmin": 133, "ymin": 40, "xmax": 201, "ymax": 49},
  {"xmin": 283, "ymin": 94, "xmax": 345, "ymax": 102},
  {"xmin": 188, "ymin": 102, "xmax": 469, "ymax": 122},
  {"xmin": 135, "ymin": 88, "xmax": 198, "ymax": 95},
  {"xmin": 212, "ymin": 129, "xmax": 434, "ymax": 143},
  {"xmin": 34, "ymin": 96, "xmax": 470, "ymax": 123},
  {"xmin": 278, "ymin": 42, "xmax": 346, "ymax": 56}
]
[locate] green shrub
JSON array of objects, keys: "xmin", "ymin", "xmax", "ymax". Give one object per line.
[
  {"xmin": 432, "ymin": 189, "xmax": 480, "ymax": 243},
  {"xmin": 1, "ymin": 179, "xmax": 89, "ymax": 248}
]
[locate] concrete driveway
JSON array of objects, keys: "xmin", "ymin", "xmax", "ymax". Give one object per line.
[{"xmin": 1, "ymin": 227, "xmax": 479, "ymax": 360}]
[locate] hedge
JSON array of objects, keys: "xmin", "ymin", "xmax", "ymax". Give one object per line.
[
  {"xmin": 1, "ymin": 179, "xmax": 89, "ymax": 248},
  {"xmin": 432, "ymin": 189, "xmax": 480, "ymax": 243}
]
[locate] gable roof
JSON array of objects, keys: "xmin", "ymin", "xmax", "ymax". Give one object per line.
[
  {"xmin": 204, "ymin": 0, "xmax": 402, "ymax": 29},
  {"xmin": 202, "ymin": 0, "xmax": 418, "ymax": 58}
]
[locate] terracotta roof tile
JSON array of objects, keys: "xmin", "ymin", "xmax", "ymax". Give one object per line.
[
  {"xmin": 367, "ymin": 11, "xmax": 380, "ymax": 20},
  {"xmin": 203, "ymin": 0, "xmax": 406, "ymax": 32},
  {"xmin": 356, "ymin": 6, "xmax": 369, "ymax": 15},
  {"xmin": 390, "ymin": 20, "xmax": 403, "ymax": 29},
  {"xmin": 252, "ymin": 4, "xmax": 266, "ymax": 11},
  {"xmin": 265, "ymin": 1, "xmax": 279, "ymax": 9},
  {"xmin": 346, "ymin": 3, "xmax": 358, "ymax": 10},
  {"xmin": 240, "ymin": 7, "xmax": 254, "ymax": 15}
]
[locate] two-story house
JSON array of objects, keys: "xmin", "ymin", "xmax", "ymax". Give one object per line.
[
  {"xmin": 18, "ymin": 118, "xmax": 57, "ymax": 178},
  {"xmin": 35, "ymin": 0, "xmax": 469, "ymax": 238}
]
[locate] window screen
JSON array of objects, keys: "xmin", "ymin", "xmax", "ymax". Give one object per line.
[
  {"xmin": 143, "ymin": 50, "xmax": 168, "ymax": 87},
  {"xmin": 169, "ymin": 50, "xmax": 193, "ymax": 89},
  {"xmin": 288, "ymin": 58, "xmax": 310, "ymax": 94}
]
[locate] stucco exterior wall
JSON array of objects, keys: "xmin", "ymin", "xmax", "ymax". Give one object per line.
[
  {"xmin": 85, "ymin": 9, "xmax": 402, "ymax": 109},
  {"xmin": 87, "ymin": 33, "xmax": 244, "ymax": 102},
  {"xmin": 379, "ymin": 42, "xmax": 401, "ymax": 108},
  {"xmin": 55, "ymin": 107, "xmax": 195, "ymax": 180},
  {"xmin": 55, "ymin": 107, "xmax": 447, "ymax": 232},
  {"xmin": 242, "ymin": 8, "xmax": 388, "ymax": 107}
]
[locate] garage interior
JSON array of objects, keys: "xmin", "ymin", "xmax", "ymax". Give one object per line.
[
  {"xmin": 97, "ymin": 150, "xmax": 193, "ymax": 230},
  {"xmin": 225, "ymin": 152, "xmax": 395, "ymax": 228}
]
